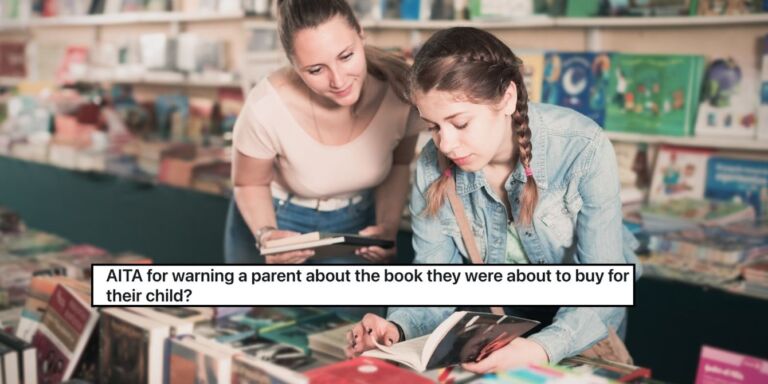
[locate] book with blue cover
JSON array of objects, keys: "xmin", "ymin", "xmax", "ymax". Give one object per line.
[
  {"xmin": 542, "ymin": 51, "xmax": 612, "ymax": 126},
  {"xmin": 705, "ymin": 156, "xmax": 768, "ymax": 221}
]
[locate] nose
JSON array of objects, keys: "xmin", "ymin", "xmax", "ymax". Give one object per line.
[
  {"xmin": 436, "ymin": 127, "xmax": 458, "ymax": 155},
  {"xmin": 328, "ymin": 66, "xmax": 343, "ymax": 89}
]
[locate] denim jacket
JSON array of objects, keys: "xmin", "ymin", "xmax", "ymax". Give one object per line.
[{"xmin": 388, "ymin": 102, "xmax": 642, "ymax": 364}]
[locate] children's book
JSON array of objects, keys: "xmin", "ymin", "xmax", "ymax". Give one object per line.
[
  {"xmin": 605, "ymin": 53, "xmax": 705, "ymax": 136},
  {"xmin": 260, "ymin": 232, "xmax": 394, "ymax": 257},
  {"xmin": 542, "ymin": 51, "xmax": 612, "ymax": 126},
  {"xmin": 695, "ymin": 57, "xmax": 758, "ymax": 139},
  {"xmin": 649, "ymin": 146, "xmax": 713, "ymax": 202},
  {"xmin": 362, "ymin": 311, "xmax": 539, "ymax": 372},
  {"xmin": 705, "ymin": 156, "xmax": 768, "ymax": 222}
]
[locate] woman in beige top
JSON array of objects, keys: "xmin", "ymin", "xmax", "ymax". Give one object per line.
[{"xmin": 226, "ymin": 0, "xmax": 421, "ymax": 264}]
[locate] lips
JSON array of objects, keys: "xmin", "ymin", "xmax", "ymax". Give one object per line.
[
  {"xmin": 331, "ymin": 84, "xmax": 353, "ymax": 97},
  {"xmin": 450, "ymin": 154, "xmax": 473, "ymax": 166}
]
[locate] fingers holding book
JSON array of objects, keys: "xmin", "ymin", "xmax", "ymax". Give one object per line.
[
  {"xmin": 345, "ymin": 313, "xmax": 400, "ymax": 358},
  {"xmin": 261, "ymin": 230, "xmax": 315, "ymax": 264}
]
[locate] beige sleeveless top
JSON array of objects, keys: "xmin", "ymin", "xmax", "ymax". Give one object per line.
[{"xmin": 233, "ymin": 77, "xmax": 416, "ymax": 199}]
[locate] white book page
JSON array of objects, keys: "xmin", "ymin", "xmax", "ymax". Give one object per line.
[{"xmin": 362, "ymin": 334, "xmax": 428, "ymax": 371}]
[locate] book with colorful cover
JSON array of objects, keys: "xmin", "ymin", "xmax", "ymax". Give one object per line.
[
  {"xmin": 305, "ymin": 357, "xmax": 434, "ymax": 384},
  {"xmin": 30, "ymin": 284, "xmax": 97, "ymax": 383},
  {"xmin": 705, "ymin": 156, "xmax": 768, "ymax": 222},
  {"xmin": 696, "ymin": 345, "xmax": 768, "ymax": 384},
  {"xmin": 695, "ymin": 57, "xmax": 758, "ymax": 138},
  {"xmin": 649, "ymin": 146, "xmax": 713, "ymax": 202},
  {"xmin": 542, "ymin": 51, "xmax": 612, "ymax": 126},
  {"xmin": 649, "ymin": 221, "xmax": 768, "ymax": 266},
  {"xmin": 605, "ymin": 53, "xmax": 705, "ymax": 136}
]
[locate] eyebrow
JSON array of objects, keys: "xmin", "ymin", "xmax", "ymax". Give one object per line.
[
  {"xmin": 420, "ymin": 112, "xmax": 465, "ymax": 124},
  {"xmin": 301, "ymin": 44, "xmax": 354, "ymax": 71}
]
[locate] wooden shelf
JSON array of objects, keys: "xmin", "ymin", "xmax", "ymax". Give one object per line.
[
  {"xmin": 14, "ymin": 11, "xmax": 246, "ymax": 27},
  {"xmin": 606, "ymin": 131, "xmax": 768, "ymax": 151},
  {"xmin": 76, "ymin": 74, "xmax": 240, "ymax": 88},
  {"xmin": 4, "ymin": 13, "xmax": 767, "ymax": 29},
  {"xmin": 556, "ymin": 13, "xmax": 768, "ymax": 27}
]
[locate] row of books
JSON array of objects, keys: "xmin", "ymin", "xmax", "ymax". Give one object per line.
[
  {"xmin": 0, "ymin": 0, "xmax": 268, "ymax": 20},
  {"xmin": 518, "ymin": 36, "xmax": 768, "ymax": 140}
]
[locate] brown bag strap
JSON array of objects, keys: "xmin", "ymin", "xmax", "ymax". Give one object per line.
[{"xmin": 439, "ymin": 155, "xmax": 505, "ymax": 317}]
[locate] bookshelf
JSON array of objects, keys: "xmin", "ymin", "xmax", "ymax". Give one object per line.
[{"xmin": 605, "ymin": 132, "xmax": 768, "ymax": 152}]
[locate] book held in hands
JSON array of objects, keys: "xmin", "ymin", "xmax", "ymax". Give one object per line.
[
  {"xmin": 260, "ymin": 232, "xmax": 394, "ymax": 257},
  {"xmin": 362, "ymin": 311, "xmax": 539, "ymax": 372}
]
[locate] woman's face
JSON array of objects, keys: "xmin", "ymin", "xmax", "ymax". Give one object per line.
[
  {"xmin": 291, "ymin": 15, "xmax": 367, "ymax": 107},
  {"xmin": 415, "ymin": 87, "xmax": 516, "ymax": 172}
]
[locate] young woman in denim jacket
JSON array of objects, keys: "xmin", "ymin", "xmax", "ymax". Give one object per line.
[{"xmin": 346, "ymin": 27, "xmax": 641, "ymax": 372}]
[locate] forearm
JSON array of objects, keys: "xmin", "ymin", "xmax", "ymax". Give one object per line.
[
  {"xmin": 233, "ymin": 185, "xmax": 276, "ymax": 236},
  {"xmin": 527, "ymin": 306, "xmax": 625, "ymax": 364},
  {"xmin": 374, "ymin": 164, "xmax": 411, "ymax": 235}
]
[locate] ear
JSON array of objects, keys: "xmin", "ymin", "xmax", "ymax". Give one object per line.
[{"xmin": 500, "ymin": 81, "xmax": 518, "ymax": 116}]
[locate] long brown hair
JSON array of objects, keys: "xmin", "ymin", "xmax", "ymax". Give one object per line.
[
  {"xmin": 276, "ymin": 0, "xmax": 408, "ymax": 102},
  {"xmin": 412, "ymin": 27, "xmax": 538, "ymax": 225}
]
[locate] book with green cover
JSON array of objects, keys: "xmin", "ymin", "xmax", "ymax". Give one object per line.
[{"xmin": 605, "ymin": 53, "xmax": 705, "ymax": 136}]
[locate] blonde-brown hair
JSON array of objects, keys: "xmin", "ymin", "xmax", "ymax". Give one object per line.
[
  {"xmin": 412, "ymin": 27, "xmax": 538, "ymax": 225},
  {"xmin": 276, "ymin": 0, "xmax": 408, "ymax": 102}
]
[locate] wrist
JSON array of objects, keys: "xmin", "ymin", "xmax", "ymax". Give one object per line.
[
  {"xmin": 253, "ymin": 225, "xmax": 276, "ymax": 249},
  {"xmin": 390, "ymin": 321, "xmax": 405, "ymax": 342}
]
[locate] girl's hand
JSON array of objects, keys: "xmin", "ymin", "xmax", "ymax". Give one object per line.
[
  {"xmin": 345, "ymin": 313, "xmax": 401, "ymax": 358},
  {"xmin": 261, "ymin": 230, "xmax": 315, "ymax": 264},
  {"xmin": 356, "ymin": 225, "xmax": 397, "ymax": 263},
  {"xmin": 461, "ymin": 338, "xmax": 549, "ymax": 373}
]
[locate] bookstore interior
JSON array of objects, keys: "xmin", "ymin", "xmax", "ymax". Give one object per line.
[{"xmin": 1, "ymin": 0, "xmax": 768, "ymax": 383}]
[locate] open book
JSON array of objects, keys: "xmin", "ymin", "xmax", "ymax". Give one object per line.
[
  {"xmin": 362, "ymin": 311, "xmax": 539, "ymax": 372},
  {"xmin": 260, "ymin": 232, "xmax": 394, "ymax": 257}
]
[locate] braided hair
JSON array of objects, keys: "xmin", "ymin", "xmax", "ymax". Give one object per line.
[{"xmin": 413, "ymin": 27, "xmax": 538, "ymax": 225}]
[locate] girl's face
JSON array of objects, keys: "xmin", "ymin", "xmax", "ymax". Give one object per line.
[
  {"xmin": 291, "ymin": 15, "xmax": 367, "ymax": 107},
  {"xmin": 415, "ymin": 87, "xmax": 517, "ymax": 172}
]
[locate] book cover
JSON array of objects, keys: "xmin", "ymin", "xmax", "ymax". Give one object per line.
[
  {"xmin": 705, "ymin": 156, "xmax": 768, "ymax": 221},
  {"xmin": 168, "ymin": 336, "xmax": 234, "ymax": 384},
  {"xmin": 542, "ymin": 51, "xmax": 612, "ymax": 126},
  {"xmin": 31, "ymin": 285, "xmax": 97, "ymax": 383},
  {"xmin": 230, "ymin": 334, "xmax": 312, "ymax": 370},
  {"xmin": 0, "ymin": 341, "xmax": 20, "ymax": 384},
  {"xmin": 99, "ymin": 308, "xmax": 169, "ymax": 384},
  {"xmin": 305, "ymin": 357, "xmax": 433, "ymax": 384},
  {"xmin": 696, "ymin": 345, "xmax": 768, "ymax": 384},
  {"xmin": 362, "ymin": 311, "xmax": 539, "ymax": 372},
  {"xmin": 649, "ymin": 146, "xmax": 713, "ymax": 202},
  {"xmin": 605, "ymin": 53, "xmax": 705, "ymax": 136},
  {"xmin": 695, "ymin": 57, "xmax": 757, "ymax": 138},
  {"xmin": 516, "ymin": 51, "xmax": 545, "ymax": 104}
]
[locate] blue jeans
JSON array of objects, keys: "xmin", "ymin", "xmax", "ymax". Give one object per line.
[{"xmin": 223, "ymin": 192, "xmax": 376, "ymax": 264}]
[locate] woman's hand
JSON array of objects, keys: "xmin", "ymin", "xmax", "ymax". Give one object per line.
[
  {"xmin": 356, "ymin": 225, "xmax": 397, "ymax": 263},
  {"xmin": 345, "ymin": 313, "xmax": 401, "ymax": 358},
  {"xmin": 261, "ymin": 230, "xmax": 315, "ymax": 264},
  {"xmin": 461, "ymin": 338, "xmax": 549, "ymax": 373}
]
